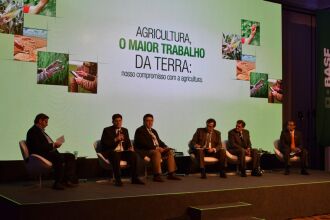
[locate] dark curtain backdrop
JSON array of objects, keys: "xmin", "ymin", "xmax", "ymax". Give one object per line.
[{"xmin": 282, "ymin": 7, "xmax": 320, "ymax": 169}]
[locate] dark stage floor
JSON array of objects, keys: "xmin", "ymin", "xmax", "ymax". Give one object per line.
[{"xmin": 1, "ymin": 169, "xmax": 330, "ymax": 205}]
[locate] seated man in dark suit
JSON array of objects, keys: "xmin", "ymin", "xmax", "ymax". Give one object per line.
[
  {"xmin": 279, "ymin": 120, "xmax": 309, "ymax": 175},
  {"xmin": 228, "ymin": 120, "xmax": 262, "ymax": 177},
  {"xmin": 100, "ymin": 114, "xmax": 144, "ymax": 186},
  {"xmin": 189, "ymin": 118, "xmax": 227, "ymax": 179},
  {"xmin": 26, "ymin": 113, "xmax": 78, "ymax": 190},
  {"xmin": 134, "ymin": 114, "xmax": 181, "ymax": 182}
]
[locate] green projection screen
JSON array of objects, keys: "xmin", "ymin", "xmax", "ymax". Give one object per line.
[{"xmin": 0, "ymin": 0, "xmax": 282, "ymax": 160}]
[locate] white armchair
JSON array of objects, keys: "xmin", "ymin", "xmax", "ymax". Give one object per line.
[
  {"xmin": 224, "ymin": 140, "xmax": 252, "ymax": 174},
  {"xmin": 273, "ymin": 139, "xmax": 300, "ymax": 162},
  {"xmin": 19, "ymin": 140, "xmax": 53, "ymax": 187},
  {"xmin": 93, "ymin": 140, "xmax": 128, "ymax": 182}
]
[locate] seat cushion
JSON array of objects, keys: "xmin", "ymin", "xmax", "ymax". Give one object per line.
[
  {"xmin": 119, "ymin": 160, "xmax": 128, "ymax": 167},
  {"xmin": 204, "ymin": 157, "xmax": 219, "ymax": 163}
]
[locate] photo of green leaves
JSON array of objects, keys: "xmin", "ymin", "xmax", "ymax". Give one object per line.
[
  {"xmin": 241, "ymin": 19, "xmax": 260, "ymax": 46},
  {"xmin": 250, "ymin": 72, "xmax": 268, "ymax": 98},
  {"xmin": 0, "ymin": 0, "xmax": 24, "ymax": 35},
  {"xmin": 222, "ymin": 33, "xmax": 242, "ymax": 60},
  {"xmin": 37, "ymin": 51, "xmax": 69, "ymax": 86},
  {"xmin": 23, "ymin": 0, "xmax": 56, "ymax": 17}
]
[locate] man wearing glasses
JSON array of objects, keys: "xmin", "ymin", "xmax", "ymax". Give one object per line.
[{"xmin": 228, "ymin": 120, "xmax": 262, "ymax": 177}]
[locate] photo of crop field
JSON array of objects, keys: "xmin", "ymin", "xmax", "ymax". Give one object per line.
[
  {"xmin": 250, "ymin": 72, "xmax": 268, "ymax": 98},
  {"xmin": 37, "ymin": 51, "xmax": 69, "ymax": 86}
]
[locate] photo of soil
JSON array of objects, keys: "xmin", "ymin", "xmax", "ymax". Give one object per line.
[
  {"xmin": 14, "ymin": 28, "xmax": 47, "ymax": 62},
  {"xmin": 236, "ymin": 60, "xmax": 256, "ymax": 80}
]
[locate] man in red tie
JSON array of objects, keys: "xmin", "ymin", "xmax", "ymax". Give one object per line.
[{"xmin": 279, "ymin": 120, "xmax": 309, "ymax": 175}]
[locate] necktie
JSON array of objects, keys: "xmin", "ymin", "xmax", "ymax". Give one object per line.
[
  {"xmin": 290, "ymin": 131, "xmax": 295, "ymax": 151},
  {"xmin": 205, "ymin": 132, "xmax": 212, "ymax": 148},
  {"xmin": 239, "ymin": 132, "xmax": 246, "ymax": 147},
  {"xmin": 115, "ymin": 129, "xmax": 124, "ymax": 152},
  {"xmin": 148, "ymin": 129, "xmax": 159, "ymax": 147},
  {"xmin": 42, "ymin": 130, "xmax": 53, "ymax": 144}
]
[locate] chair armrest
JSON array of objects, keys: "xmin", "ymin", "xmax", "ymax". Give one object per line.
[
  {"xmin": 274, "ymin": 148, "xmax": 283, "ymax": 159},
  {"xmin": 25, "ymin": 154, "xmax": 53, "ymax": 174},
  {"xmin": 96, "ymin": 153, "xmax": 110, "ymax": 164},
  {"xmin": 29, "ymin": 154, "xmax": 53, "ymax": 167},
  {"xmin": 226, "ymin": 150, "xmax": 238, "ymax": 161}
]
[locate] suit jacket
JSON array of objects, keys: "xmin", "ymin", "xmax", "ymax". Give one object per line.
[
  {"xmin": 134, "ymin": 126, "xmax": 167, "ymax": 150},
  {"xmin": 190, "ymin": 128, "xmax": 222, "ymax": 153},
  {"xmin": 228, "ymin": 128, "xmax": 252, "ymax": 151},
  {"xmin": 279, "ymin": 129, "xmax": 303, "ymax": 151},
  {"xmin": 100, "ymin": 126, "xmax": 132, "ymax": 152},
  {"xmin": 26, "ymin": 125, "xmax": 55, "ymax": 157}
]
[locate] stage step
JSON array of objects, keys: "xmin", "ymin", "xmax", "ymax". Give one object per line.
[{"xmin": 188, "ymin": 201, "xmax": 257, "ymax": 220}]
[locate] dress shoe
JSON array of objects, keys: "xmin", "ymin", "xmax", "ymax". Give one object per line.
[
  {"xmin": 131, "ymin": 178, "xmax": 145, "ymax": 185},
  {"xmin": 251, "ymin": 169, "xmax": 262, "ymax": 177},
  {"xmin": 52, "ymin": 182, "xmax": 65, "ymax": 190},
  {"xmin": 284, "ymin": 169, "xmax": 290, "ymax": 175},
  {"xmin": 167, "ymin": 174, "xmax": 181, "ymax": 180},
  {"xmin": 114, "ymin": 179, "xmax": 123, "ymax": 186},
  {"xmin": 70, "ymin": 178, "xmax": 79, "ymax": 184},
  {"xmin": 201, "ymin": 172, "xmax": 207, "ymax": 179},
  {"xmin": 240, "ymin": 171, "xmax": 247, "ymax": 177},
  {"xmin": 153, "ymin": 175, "xmax": 164, "ymax": 182},
  {"xmin": 219, "ymin": 171, "xmax": 227, "ymax": 178},
  {"xmin": 301, "ymin": 169, "xmax": 310, "ymax": 175}
]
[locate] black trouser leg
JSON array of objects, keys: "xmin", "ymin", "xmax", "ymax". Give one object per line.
[
  {"xmin": 250, "ymin": 149, "xmax": 260, "ymax": 170},
  {"xmin": 121, "ymin": 151, "xmax": 138, "ymax": 179},
  {"xmin": 108, "ymin": 151, "xmax": 121, "ymax": 180},
  {"xmin": 215, "ymin": 149, "xmax": 226, "ymax": 170},
  {"xmin": 195, "ymin": 148, "xmax": 205, "ymax": 169},
  {"xmin": 229, "ymin": 148, "xmax": 246, "ymax": 172},
  {"xmin": 46, "ymin": 151, "xmax": 64, "ymax": 184},
  {"xmin": 238, "ymin": 148, "xmax": 246, "ymax": 171},
  {"xmin": 299, "ymin": 148, "xmax": 308, "ymax": 170},
  {"xmin": 281, "ymin": 148, "xmax": 291, "ymax": 169},
  {"xmin": 62, "ymin": 153, "xmax": 77, "ymax": 182}
]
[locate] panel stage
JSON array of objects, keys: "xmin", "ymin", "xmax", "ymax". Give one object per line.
[{"xmin": 1, "ymin": 170, "xmax": 330, "ymax": 220}]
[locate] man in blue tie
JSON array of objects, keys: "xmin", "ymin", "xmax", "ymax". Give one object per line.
[{"xmin": 228, "ymin": 120, "xmax": 262, "ymax": 177}]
